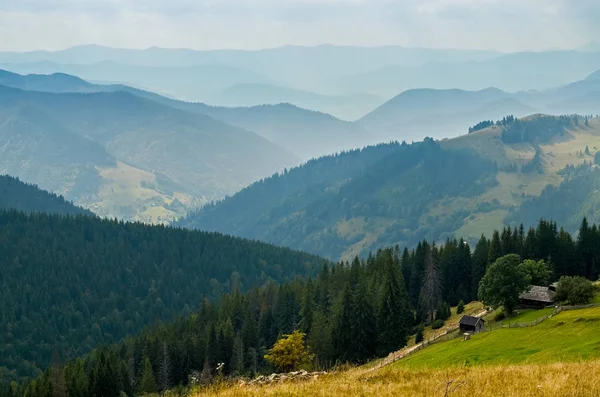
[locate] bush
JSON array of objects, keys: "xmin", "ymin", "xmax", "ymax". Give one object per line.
[
  {"xmin": 456, "ymin": 300, "xmax": 465, "ymax": 314},
  {"xmin": 415, "ymin": 325, "xmax": 425, "ymax": 343},
  {"xmin": 555, "ymin": 276, "xmax": 596, "ymax": 305},
  {"xmin": 431, "ymin": 319, "xmax": 445, "ymax": 329},
  {"xmin": 494, "ymin": 311, "xmax": 506, "ymax": 322}
]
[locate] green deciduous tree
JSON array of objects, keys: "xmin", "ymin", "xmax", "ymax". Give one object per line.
[
  {"xmin": 478, "ymin": 254, "xmax": 531, "ymax": 314},
  {"xmin": 555, "ymin": 276, "xmax": 596, "ymax": 305},
  {"xmin": 519, "ymin": 259, "xmax": 552, "ymax": 286}
]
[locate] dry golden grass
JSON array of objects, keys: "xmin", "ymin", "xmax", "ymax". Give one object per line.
[{"xmin": 189, "ymin": 361, "xmax": 600, "ymax": 397}]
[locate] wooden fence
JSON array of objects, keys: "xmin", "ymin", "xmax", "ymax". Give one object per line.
[
  {"xmin": 561, "ymin": 302, "xmax": 600, "ymax": 310},
  {"xmin": 482, "ymin": 306, "xmax": 562, "ymax": 331},
  {"xmin": 379, "ymin": 302, "xmax": 599, "ymax": 367}
]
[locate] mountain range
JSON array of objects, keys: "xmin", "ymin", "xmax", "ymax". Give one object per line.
[
  {"xmin": 3, "ymin": 46, "xmax": 600, "ymax": 120},
  {"xmin": 0, "ymin": 78, "xmax": 299, "ymax": 222},
  {"xmin": 3, "ymin": 61, "xmax": 600, "ymax": 225},
  {"xmin": 178, "ymin": 114, "xmax": 600, "ymax": 260}
]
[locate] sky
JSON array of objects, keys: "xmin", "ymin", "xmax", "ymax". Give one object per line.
[{"xmin": 1, "ymin": 0, "xmax": 599, "ymax": 52}]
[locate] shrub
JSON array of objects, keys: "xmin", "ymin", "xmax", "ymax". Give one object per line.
[
  {"xmin": 494, "ymin": 311, "xmax": 506, "ymax": 322},
  {"xmin": 456, "ymin": 300, "xmax": 465, "ymax": 314},
  {"xmin": 415, "ymin": 325, "xmax": 425, "ymax": 343},
  {"xmin": 431, "ymin": 319, "xmax": 445, "ymax": 330},
  {"xmin": 555, "ymin": 276, "xmax": 596, "ymax": 305}
]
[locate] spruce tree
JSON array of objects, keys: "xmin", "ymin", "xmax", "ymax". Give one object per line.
[
  {"xmin": 298, "ymin": 280, "xmax": 314, "ymax": 334},
  {"xmin": 488, "ymin": 230, "xmax": 502, "ymax": 264},
  {"xmin": 419, "ymin": 245, "xmax": 442, "ymax": 323},
  {"xmin": 139, "ymin": 357, "xmax": 157, "ymax": 395},
  {"xmin": 331, "ymin": 283, "xmax": 353, "ymax": 361},
  {"xmin": 348, "ymin": 281, "xmax": 377, "ymax": 363},
  {"xmin": 377, "ymin": 253, "xmax": 412, "ymax": 356}
]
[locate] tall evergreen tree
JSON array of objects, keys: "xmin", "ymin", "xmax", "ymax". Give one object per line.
[
  {"xmin": 419, "ymin": 245, "xmax": 442, "ymax": 323},
  {"xmin": 348, "ymin": 280, "xmax": 377, "ymax": 363},
  {"xmin": 377, "ymin": 252, "xmax": 412, "ymax": 356},
  {"xmin": 139, "ymin": 357, "xmax": 157, "ymax": 395}
]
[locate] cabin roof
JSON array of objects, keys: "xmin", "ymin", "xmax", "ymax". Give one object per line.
[
  {"xmin": 459, "ymin": 315, "xmax": 484, "ymax": 327},
  {"xmin": 519, "ymin": 285, "xmax": 555, "ymax": 303}
]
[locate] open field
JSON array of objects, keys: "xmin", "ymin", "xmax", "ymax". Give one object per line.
[
  {"xmin": 182, "ymin": 306, "xmax": 600, "ymax": 397},
  {"xmin": 188, "ymin": 360, "xmax": 600, "ymax": 397},
  {"xmin": 397, "ymin": 307, "xmax": 600, "ymax": 369}
]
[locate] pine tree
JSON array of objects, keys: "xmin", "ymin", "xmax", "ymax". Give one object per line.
[
  {"xmin": 158, "ymin": 342, "xmax": 171, "ymax": 392},
  {"xmin": 471, "ymin": 235, "xmax": 489, "ymax": 300},
  {"xmin": 331, "ymin": 283, "xmax": 353, "ymax": 361},
  {"xmin": 139, "ymin": 357, "xmax": 157, "ymax": 395},
  {"xmin": 298, "ymin": 280, "xmax": 314, "ymax": 334},
  {"xmin": 348, "ymin": 280, "xmax": 377, "ymax": 363},
  {"xmin": 231, "ymin": 336, "xmax": 244, "ymax": 375},
  {"xmin": 488, "ymin": 230, "xmax": 502, "ymax": 264},
  {"xmin": 377, "ymin": 252, "xmax": 413, "ymax": 356},
  {"xmin": 419, "ymin": 245, "xmax": 442, "ymax": 323}
]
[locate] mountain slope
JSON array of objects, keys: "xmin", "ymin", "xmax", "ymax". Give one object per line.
[
  {"xmin": 358, "ymin": 88, "xmax": 535, "ymax": 140},
  {"xmin": 212, "ymin": 83, "xmax": 384, "ymax": 120},
  {"xmin": 179, "ymin": 138, "xmax": 499, "ymax": 259},
  {"xmin": 0, "ymin": 211, "xmax": 326, "ymax": 381},
  {"xmin": 0, "ymin": 174, "xmax": 92, "ymax": 215},
  {"xmin": 0, "ymin": 84, "xmax": 298, "ymax": 222},
  {"xmin": 0, "ymin": 69, "xmax": 95, "ymax": 92},
  {"xmin": 179, "ymin": 115, "xmax": 600, "ymax": 259},
  {"xmin": 0, "ymin": 70, "xmax": 371, "ymax": 161},
  {"xmin": 187, "ymin": 103, "xmax": 373, "ymax": 160}
]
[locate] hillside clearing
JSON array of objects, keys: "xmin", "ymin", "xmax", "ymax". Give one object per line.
[
  {"xmin": 186, "ymin": 306, "xmax": 600, "ymax": 397},
  {"xmin": 396, "ymin": 306, "xmax": 600, "ymax": 369}
]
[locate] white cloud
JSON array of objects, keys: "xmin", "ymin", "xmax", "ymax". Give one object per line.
[{"xmin": 0, "ymin": 0, "xmax": 597, "ymax": 51}]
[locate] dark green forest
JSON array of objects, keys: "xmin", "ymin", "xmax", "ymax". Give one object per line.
[
  {"xmin": 500, "ymin": 115, "xmax": 576, "ymax": 144},
  {"xmin": 0, "ymin": 175, "xmax": 91, "ymax": 216},
  {"xmin": 4, "ymin": 218, "xmax": 598, "ymax": 397},
  {"xmin": 179, "ymin": 138, "xmax": 498, "ymax": 258},
  {"xmin": 0, "ymin": 211, "xmax": 325, "ymax": 381}
]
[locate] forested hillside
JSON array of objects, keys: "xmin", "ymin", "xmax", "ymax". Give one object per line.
[
  {"xmin": 179, "ymin": 115, "xmax": 600, "ymax": 260},
  {"xmin": 0, "ymin": 83, "xmax": 297, "ymax": 223},
  {"xmin": 0, "ymin": 174, "xmax": 92, "ymax": 215},
  {"xmin": 179, "ymin": 138, "xmax": 498, "ymax": 259},
  {"xmin": 0, "ymin": 211, "xmax": 325, "ymax": 381},
  {"xmin": 5, "ymin": 218, "xmax": 598, "ymax": 397}
]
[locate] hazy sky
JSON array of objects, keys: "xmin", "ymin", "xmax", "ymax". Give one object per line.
[{"xmin": 1, "ymin": 0, "xmax": 599, "ymax": 52}]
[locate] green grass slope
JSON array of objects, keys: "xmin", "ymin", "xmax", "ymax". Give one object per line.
[{"xmin": 397, "ymin": 307, "xmax": 600, "ymax": 369}]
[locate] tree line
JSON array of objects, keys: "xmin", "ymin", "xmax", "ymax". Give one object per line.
[{"xmin": 3, "ymin": 218, "xmax": 598, "ymax": 397}]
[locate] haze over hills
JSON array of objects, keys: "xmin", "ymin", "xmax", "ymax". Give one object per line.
[
  {"xmin": 178, "ymin": 115, "xmax": 600, "ymax": 260},
  {"xmin": 210, "ymin": 83, "xmax": 384, "ymax": 120},
  {"xmin": 2, "ymin": 46, "xmax": 600, "ymax": 121},
  {"xmin": 0, "ymin": 82, "xmax": 298, "ymax": 223}
]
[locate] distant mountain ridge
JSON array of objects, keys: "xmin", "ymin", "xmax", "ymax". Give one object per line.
[
  {"xmin": 0, "ymin": 80, "xmax": 298, "ymax": 222},
  {"xmin": 3, "ymin": 46, "xmax": 600, "ymax": 120}
]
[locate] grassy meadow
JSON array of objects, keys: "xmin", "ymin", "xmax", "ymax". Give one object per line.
[{"xmin": 182, "ymin": 306, "xmax": 600, "ymax": 397}]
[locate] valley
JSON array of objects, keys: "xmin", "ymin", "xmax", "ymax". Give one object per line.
[{"xmin": 3, "ymin": 36, "xmax": 600, "ymax": 397}]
